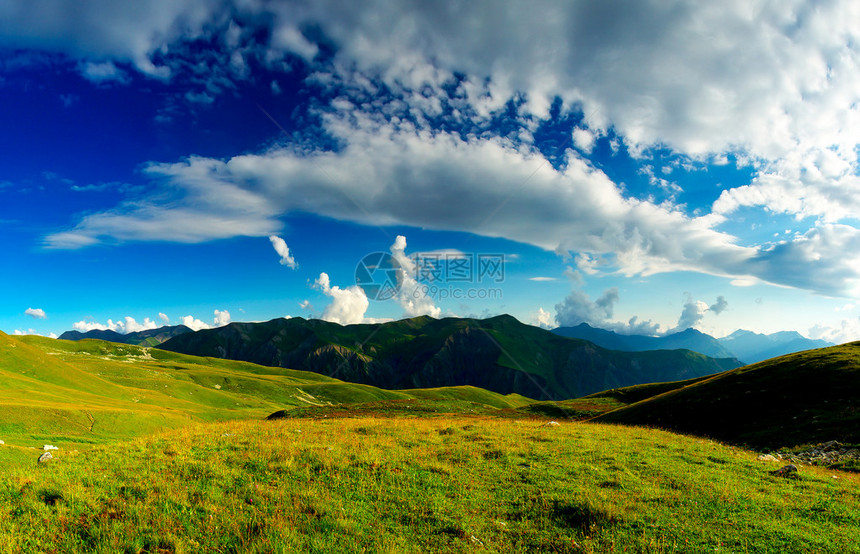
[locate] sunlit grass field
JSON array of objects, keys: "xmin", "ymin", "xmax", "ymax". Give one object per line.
[{"xmin": 3, "ymin": 416, "xmax": 858, "ymax": 553}]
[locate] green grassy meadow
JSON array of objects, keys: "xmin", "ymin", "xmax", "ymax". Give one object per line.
[{"xmin": 3, "ymin": 417, "xmax": 859, "ymax": 553}]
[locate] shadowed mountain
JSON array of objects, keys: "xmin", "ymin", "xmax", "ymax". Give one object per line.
[
  {"xmin": 717, "ymin": 329, "xmax": 833, "ymax": 364},
  {"xmin": 594, "ymin": 342, "xmax": 860, "ymax": 449},
  {"xmin": 59, "ymin": 324, "xmax": 193, "ymax": 346},
  {"xmin": 552, "ymin": 323, "xmax": 736, "ymax": 359},
  {"xmin": 158, "ymin": 315, "xmax": 743, "ymax": 400}
]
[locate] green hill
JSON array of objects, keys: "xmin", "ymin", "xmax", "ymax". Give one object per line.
[
  {"xmin": 0, "ymin": 332, "xmax": 528, "ymax": 454},
  {"xmin": 594, "ymin": 342, "xmax": 860, "ymax": 449},
  {"xmin": 159, "ymin": 315, "xmax": 743, "ymax": 400}
]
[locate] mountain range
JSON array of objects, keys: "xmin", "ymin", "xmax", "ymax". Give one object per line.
[
  {"xmin": 552, "ymin": 323, "xmax": 831, "ymax": 364},
  {"xmin": 58, "ymin": 324, "xmax": 193, "ymax": 347},
  {"xmin": 155, "ymin": 315, "xmax": 741, "ymax": 400}
]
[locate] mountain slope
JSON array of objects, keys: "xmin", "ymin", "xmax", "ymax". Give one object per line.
[
  {"xmin": 0, "ymin": 332, "xmax": 529, "ymax": 446},
  {"xmin": 58, "ymin": 324, "xmax": 193, "ymax": 346},
  {"xmin": 718, "ymin": 329, "xmax": 833, "ymax": 364},
  {"xmin": 594, "ymin": 341, "xmax": 860, "ymax": 449},
  {"xmin": 552, "ymin": 323, "xmax": 736, "ymax": 358},
  {"xmin": 158, "ymin": 315, "xmax": 743, "ymax": 400}
]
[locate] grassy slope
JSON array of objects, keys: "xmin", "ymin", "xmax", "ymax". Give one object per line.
[
  {"xmin": 595, "ymin": 342, "xmax": 860, "ymax": 449},
  {"xmin": 0, "ymin": 334, "xmax": 529, "ymax": 457},
  {"xmin": 1, "ymin": 417, "xmax": 858, "ymax": 553}
]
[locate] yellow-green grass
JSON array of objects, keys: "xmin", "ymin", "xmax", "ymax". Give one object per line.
[
  {"xmin": 2, "ymin": 417, "xmax": 858, "ymax": 553},
  {"xmin": 0, "ymin": 334, "xmax": 532, "ymax": 456}
]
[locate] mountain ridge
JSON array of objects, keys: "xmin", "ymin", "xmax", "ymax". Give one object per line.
[{"xmin": 157, "ymin": 314, "xmax": 743, "ymax": 400}]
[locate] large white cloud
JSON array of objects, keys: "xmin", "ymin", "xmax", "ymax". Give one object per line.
[
  {"xmin": 43, "ymin": 112, "xmax": 860, "ymax": 295},
  {"xmin": 313, "ymin": 272, "xmax": 370, "ymax": 325},
  {"xmin": 15, "ymin": 1, "xmax": 860, "ymax": 297}
]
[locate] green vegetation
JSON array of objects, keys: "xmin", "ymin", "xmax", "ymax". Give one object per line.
[
  {"xmin": 3, "ymin": 330, "xmax": 860, "ymax": 552},
  {"xmin": 3, "ymin": 417, "xmax": 858, "ymax": 553},
  {"xmin": 159, "ymin": 315, "xmax": 742, "ymax": 400},
  {"xmin": 0, "ymin": 332, "xmax": 528, "ymax": 454},
  {"xmin": 595, "ymin": 341, "xmax": 860, "ymax": 449}
]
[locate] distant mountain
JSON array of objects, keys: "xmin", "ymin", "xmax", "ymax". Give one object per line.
[
  {"xmin": 595, "ymin": 341, "xmax": 860, "ymax": 449},
  {"xmin": 59, "ymin": 324, "xmax": 193, "ymax": 346},
  {"xmin": 158, "ymin": 315, "xmax": 743, "ymax": 400},
  {"xmin": 717, "ymin": 329, "xmax": 833, "ymax": 364},
  {"xmin": 552, "ymin": 323, "xmax": 736, "ymax": 359}
]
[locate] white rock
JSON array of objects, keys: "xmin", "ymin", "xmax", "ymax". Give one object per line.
[
  {"xmin": 543, "ymin": 421, "xmax": 561, "ymax": 427},
  {"xmin": 43, "ymin": 444, "xmax": 58, "ymax": 451}
]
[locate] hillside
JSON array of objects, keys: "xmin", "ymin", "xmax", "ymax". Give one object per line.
[
  {"xmin": 0, "ymin": 331, "xmax": 529, "ymax": 451},
  {"xmin": 58, "ymin": 324, "xmax": 193, "ymax": 346},
  {"xmin": 552, "ymin": 323, "xmax": 736, "ymax": 358},
  {"xmin": 718, "ymin": 329, "xmax": 833, "ymax": 364},
  {"xmin": 595, "ymin": 341, "xmax": 860, "ymax": 449},
  {"xmin": 158, "ymin": 315, "xmax": 743, "ymax": 400}
]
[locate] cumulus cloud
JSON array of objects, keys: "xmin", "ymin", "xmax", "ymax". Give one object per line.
[
  {"xmin": 181, "ymin": 315, "xmax": 211, "ymax": 332},
  {"xmin": 709, "ymin": 296, "xmax": 729, "ymax": 315},
  {"xmin": 556, "ymin": 287, "xmax": 619, "ymax": 328},
  {"xmin": 72, "ymin": 316, "xmax": 158, "ymax": 334},
  {"xmin": 269, "ymin": 235, "xmax": 297, "ymax": 269},
  {"xmin": 389, "ymin": 235, "xmax": 441, "ymax": 319},
  {"xmin": 809, "ymin": 318, "xmax": 860, "ymax": 345},
  {"xmin": 669, "ymin": 294, "xmax": 729, "ymax": 332},
  {"xmin": 20, "ymin": 1, "xmax": 860, "ymax": 297},
  {"xmin": 214, "ymin": 309, "xmax": 231, "ymax": 326},
  {"xmin": 313, "ymin": 272, "xmax": 369, "ymax": 325},
  {"xmin": 533, "ymin": 307, "xmax": 554, "ymax": 329},
  {"xmin": 25, "ymin": 307, "xmax": 46, "ymax": 319},
  {"xmin": 158, "ymin": 312, "xmax": 170, "ymax": 324},
  {"xmin": 555, "ymin": 286, "xmax": 661, "ymax": 335},
  {"xmin": 180, "ymin": 309, "xmax": 231, "ymax": 331}
]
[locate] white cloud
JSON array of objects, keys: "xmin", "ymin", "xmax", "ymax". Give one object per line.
[
  {"xmin": 72, "ymin": 316, "xmax": 157, "ymax": 334},
  {"xmin": 668, "ymin": 294, "xmax": 729, "ymax": 333},
  {"xmin": 18, "ymin": 1, "xmax": 860, "ymax": 298},
  {"xmin": 158, "ymin": 312, "xmax": 170, "ymax": 324},
  {"xmin": 571, "ymin": 128, "xmax": 595, "ymax": 154},
  {"xmin": 809, "ymin": 318, "xmax": 860, "ymax": 345},
  {"xmin": 214, "ymin": 309, "xmax": 231, "ymax": 327},
  {"xmin": 181, "ymin": 315, "xmax": 210, "ymax": 331},
  {"xmin": 79, "ymin": 60, "xmax": 128, "ymax": 84},
  {"xmin": 313, "ymin": 272, "xmax": 369, "ymax": 325},
  {"xmin": 25, "ymin": 307, "xmax": 46, "ymax": 319},
  {"xmin": 389, "ymin": 235, "xmax": 441, "ymax": 319},
  {"xmin": 529, "ymin": 277, "xmax": 557, "ymax": 282},
  {"xmin": 533, "ymin": 307, "xmax": 553, "ymax": 329},
  {"xmin": 555, "ymin": 286, "xmax": 662, "ymax": 336},
  {"xmin": 269, "ymin": 235, "xmax": 297, "ymax": 269}
]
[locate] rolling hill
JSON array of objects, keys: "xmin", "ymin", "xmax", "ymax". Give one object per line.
[
  {"xmin": 0, "ymin": 331, "xmax": 529, "ymax": 452},
  {"xmin": 594, "ymin": 341, "xmax": 860, "ymax": 449},
  {"xmin": 158, "ymin": 314, "xmax": 743, "ymax": 400}
]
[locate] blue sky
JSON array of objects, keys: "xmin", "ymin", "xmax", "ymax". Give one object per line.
[{"xmin": 3, "ymin": 1, "xmax": 860, "ymax": 343}]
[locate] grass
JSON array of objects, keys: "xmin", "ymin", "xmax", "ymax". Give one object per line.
[
  {"xmin": 2, "ymin": 416, "xmax": 858, "ymax": 553},
  {"xmin": 0, "ymin": 333, "xmax": 531, "ymax": 452},
  {"xmin": 4, "ymin": 331, "xmax": 860, "ymax": 551},
  {"xmin": 595, "ymin": 341, "xmax": 860, "ymax": 449}
]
